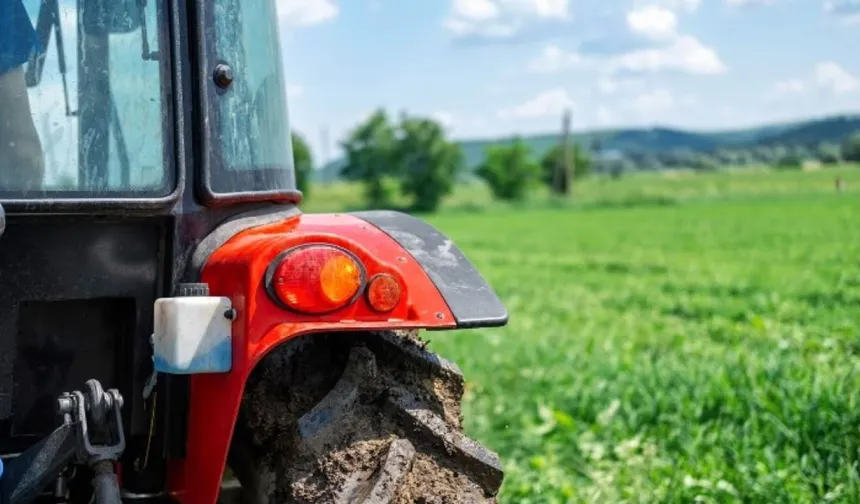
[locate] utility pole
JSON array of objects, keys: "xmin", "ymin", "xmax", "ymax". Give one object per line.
[
  {"xmin": 565, "ymin": 109, "xmax": 575, "ymax": 195},
  {"xmin": 553, "ymin": 109, "xmax": 574, "ymax": 195},
  {"xmin": 319, "ymin": 127, "xmax": 330, "ymax": 169}
]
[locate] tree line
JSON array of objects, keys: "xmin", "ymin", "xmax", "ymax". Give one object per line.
[
  {"xmin": 610, "ymin": 137, "xmax": 860, "ymax": 176},
  {"xmin": 290, "ymin": 111, "xmax": 860, "ymax": 212},
  {"xmin": 291, "ymin": 108, "xmax": 594, "ymax": 211}
]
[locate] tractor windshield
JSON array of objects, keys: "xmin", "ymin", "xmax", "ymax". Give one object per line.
[{"xmin": 0, "ymin": 0, "xmax": 170, "ymax": 199}]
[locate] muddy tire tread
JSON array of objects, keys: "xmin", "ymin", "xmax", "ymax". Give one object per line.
[{"xmin": 230, "ymin": 330, "xmax": 503, "ymax": 503}]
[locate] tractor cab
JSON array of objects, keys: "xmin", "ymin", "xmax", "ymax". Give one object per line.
[{"xmin": 0, "ymin": 1, "xmax": 508, "ymax": 503}]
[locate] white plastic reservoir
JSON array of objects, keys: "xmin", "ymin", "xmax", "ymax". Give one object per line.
[{"xmin": 152, "ymin": 296, "xmax": 233, "ymax": 374}]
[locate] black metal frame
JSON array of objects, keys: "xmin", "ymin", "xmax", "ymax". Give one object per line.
[
  {"xmin": 0, "ymin": 0, "xmax": 303, "ymax": 214},
  {"xmin": 193, "ymin": 0, "xmax": 303, "ymax": 207}
]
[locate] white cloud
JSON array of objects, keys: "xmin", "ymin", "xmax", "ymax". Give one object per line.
[
  {"xmin": 763, "ymin": 78, "xmax": 805, "ymax": 103},
  {"xmin": 671, "ymin": 0, "xmax": 702, "ymax": 11},
  {"xmin": 497, "ymin": 88, "xmax": 576, "ymax": 119},
  {"xmin": 773, "ymin": 79, "xmax": 805, "ymax": 95},
  {"xmin": 444, "ymin": 18, "xmax": 518, "ymax": 37},
  {"xmin": 626, "ymin": 6, "xmax": 678, "ymax": 40},
  {"xmin": 814, "ymin": 61, "xmax": 860, "ymax": 94},
  {"xmin": 450, "ymin": 0, "xmax": 500, "ymax": 20},
  {"xmin": 527, "ymin": 6, "xmax": 724, "ymax": 78},
  {"xmin": 609, "ymin": 35, "xmax": 726, "ymax": 75},
  {"xmin": 725, "ymin": 0, "xmax": 776, "ymax": 6},
  {"xmin": 277, "ymin": 0, "xmax": 339, "ymax": 26},
  {"xmin": 632, "ymin": 0, "xmax": 701, "ymax": 13},
  {"xmin": 766, "ymin": 63, "xmax": 859, "ymax": 102},
  {"xmin": 824, "ymin": 0, "xmax": 860, "ymax": 24},
  {"xmin": 506, "ymin": 0, "xmax": 569, "ymax": 18},
  {"xmin": 627, "ymin": 88, "xmax": 676, "ymax": 116},
  {"xmin": 528, "ymin": 45, "xmax": 588, "ymax": 73},
  {"xmin": 617, "ymin": 4, "xmax": 725, "ymax": 75},
  {"xmin": 444, "ymin": 0, "xmax": 570, "ymax": 38},
  {"xmin": 525, "ymin": 32, "xmax": 725, "ymax": 78}
]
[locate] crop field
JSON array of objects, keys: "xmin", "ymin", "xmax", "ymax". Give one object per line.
[{"xmin": 310, "ymin": 166, "xmax": 860, "ymax": 503}]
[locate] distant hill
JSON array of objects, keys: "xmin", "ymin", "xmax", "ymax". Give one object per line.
[{"xmin": 313, "ymin": 113, "xmax": 860, "ymax": 183}]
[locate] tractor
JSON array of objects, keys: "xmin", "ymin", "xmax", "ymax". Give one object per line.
[{"xmin": 0, "ymin": 0, "xmax": 508, "ymax": 503}]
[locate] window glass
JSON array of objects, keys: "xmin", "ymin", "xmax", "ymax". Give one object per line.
[
  {"xmin": 209, "ymin": 0, "xmax": 295, "ymax": 194},
  {"xmin": 0, "ymin": 0, "xmax": 170, "ymax": 198}
]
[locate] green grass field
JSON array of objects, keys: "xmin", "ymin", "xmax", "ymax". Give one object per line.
[
  {"xmin": 310, "ymin": 166, "xmax": 860, "ymax": 503},
  {"xmin": 301, "ymin": 164, "xmax": 860, "ymax": 215}
]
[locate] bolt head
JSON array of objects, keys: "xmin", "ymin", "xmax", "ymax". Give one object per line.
[
  {"xmin": 213, "ymin": 64, "xmax": 234, "ymax": 89},
  {"xmin": 57, "ymin": 396, "xmax": 74, "ymax": 415}
]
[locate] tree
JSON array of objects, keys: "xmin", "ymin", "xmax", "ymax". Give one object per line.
[
  {"xmin": 690, "ymin": 154, "xmax": 720, "ymax": 172},
  {"xmin": 775, "ymin": 151, "xmax": 803, "ymax": 170},
  {"xmin": 750, "ymin": 146, "xmax": 776, "ymax": 165},
  {"xmin": 636, "ymin": 152, "xmax": 663, "ymax": 172},
  {"xmin": 477, "ymin": 139, "xmax": 540, "ymax": 201},
  {"xmin": 340, "ymin": 109, "xmax": 399, "ymax": 208},
  {"xmin": 842, "ymin": 133, "xmax": 860, "ymax": 162},
  {"xmin": 790, "ymin": 145, "xmax": 812, "ymax": 163},
  {"xmin": 714, "ymin": 148, "xmax": 748, "ymax": 167},
  {"xmin": 659, "ymin": 148, "xmax": 698, "ymax": 169},
  {"xmin": 816, "ymin": 142, "xmax": 842, "ymax": 165},
  {"xmin": 291, "ymin": 131, "xmax": 313, "ymax": 197},
  {"xmin": 539, "ymin": 142, "xmax": 591, "ymax": 194},
  {"xmin": 769, "ymin": 145, "xmax": 789, "ymax": 166},
  {"xmin": 607, "ymin": 158, "xmax": 634, "ymax": 179},
  {"xmin": 394, "ymin": 115, "xmax": 463, "ymax": 212},
  {"xmin": 733, "ymin": 149, "xmax": 755, "ymax": 166},
  {"xmin": 592, "ymin": 150, "xmax": 629, "ymax": 178}
]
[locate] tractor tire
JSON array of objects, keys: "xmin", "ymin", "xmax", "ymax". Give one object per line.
[{"xmin": 225, "ymin": 330, "xmax": 503, "ymax": 504}]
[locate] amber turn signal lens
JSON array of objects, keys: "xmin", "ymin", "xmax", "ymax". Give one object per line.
[
  {"xmin": 366, "ymin": 273, "xmax": 402, "ymax": 312},
  {"xmin": 268, "ymin": 245, "xmax": 364, "ymax": 314}
]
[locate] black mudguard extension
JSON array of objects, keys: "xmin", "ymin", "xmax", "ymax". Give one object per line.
[{"xmin": 351, "ymin": 210, "xmax": 508, "ymax": 329}]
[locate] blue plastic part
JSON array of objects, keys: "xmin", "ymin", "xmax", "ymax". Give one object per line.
[{"xmin": 152, "ymin": 337, "xmax": 232, "ymax": 375}]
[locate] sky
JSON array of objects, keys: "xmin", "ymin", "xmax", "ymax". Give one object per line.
[
  {"xmin": 16, "ymin": 0, "xmax": 860, "ymax": 179},
  {"xmin": 277, "ymin": 0, "xmax": 860, "ymax": 164}
]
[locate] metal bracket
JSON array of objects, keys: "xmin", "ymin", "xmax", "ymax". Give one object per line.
[
  {"xmin": 57, "ymin": 380, "xmax": 125, "ymax": 466},
  {"xmin": 58, "ymin": 379, "xmax": 125, "ymax": 503},
  {"xmin": 0, "ymin": 380, "xmax": 126, "ymax": 504}
]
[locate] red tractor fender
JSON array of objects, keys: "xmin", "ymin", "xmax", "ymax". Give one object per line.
[{"xmin": 166, "ymin": 211, "xmax": 506, "ymax": 504}]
